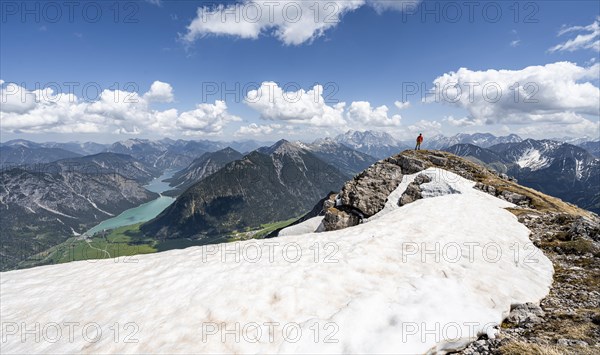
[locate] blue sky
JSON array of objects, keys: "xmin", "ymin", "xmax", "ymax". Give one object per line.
[{"xmin": 1, "ymin": 0, "xmax": 599, "ymax": 143}]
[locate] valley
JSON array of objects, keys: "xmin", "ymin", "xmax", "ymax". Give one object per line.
[{"xmin": 2, "ymin": 132, "xmax": 598, "ymax": 272}]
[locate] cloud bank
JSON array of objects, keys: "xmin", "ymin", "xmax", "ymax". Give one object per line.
[
  {"xmin": 244, "ymin": 81, "xmax": 405, "ymax": 128},
  {"xmin": 430, "ymin": 61, "xmax": 600, "ymax": 136},
  {"xmin": 0, "ymin": 81, "xmax": 240, "ymax": 136}
]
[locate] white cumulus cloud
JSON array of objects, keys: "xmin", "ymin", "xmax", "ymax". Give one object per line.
[
  {"xmin": 0, "ymin": 81, "xmax": 239, "ymax": 136},
  {"xmin": 407, "ymin": 120, "xmax": 442, "ymax": 136},
  {"xmin": 346, "ymin": 101, "xmax": 402, "ymax": 126},
  {"xmin": 177, "ymin": 100, "xmax": 241, "ymax": 135},
  {"xmin": 245, "ymin": 81, "xmax": 347, "ymax": 126},
  {"xmin": 430, "ymin": 62, "xmax": 600, "ymax": 130},
  {"xmin": 144, "ymin": 81, "xmax": 174, "ymax": 103},
  {"xmin": 0, "ymin": 82, "xmax": 38, "ymax": 114},
  {"xmin": 235, "ymin": 123, "xmax": 282, "ymax": 136},
  {"xmin": 183, "ymin": 0, "xmax": 421, "ymax": 46},
  {"xmin": 394, "ymin": 100, "xmax": 411, "ymax": 110},
  {"xmin": 444, "ymin": 115, "xmax": 484, "ymax": 127}
]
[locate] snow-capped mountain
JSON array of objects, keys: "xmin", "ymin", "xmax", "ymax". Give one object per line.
[
  {"xmin": 423, "ymin": 133, "xmax": 523, "ymax": 150},
  {"xmin": 105, "ymin": 138, "xmax": 268, "ymax": 170},
  {"xmin": 552, "ymin": 136, "xmax": 598, "ymax": 146},
  {"xmin": 444, "ymin": 143, "xmax": 511, "ymax": 173},
  {"xmin": 106, "ymin": 138, "xmax": 174, "ymax": 168},
  {"xmin": 332, "ymin": 131, "xmax": 523, "ymax": 157},
  {"xmin": 1, "ymin": 150, "xmax": 563, "ymax": 354},
  {"xmin": 448, "ymin": 139, "xmax": 600, "ymax": 213},
  {"xmin": 0, "ymin": 139, "xmax": 43, "ymax": 148},
  {"xmin": 51, "ymin": 152, "xmax": 161, "ymax": 183},
  {"xmin": 0, "ymin": 140, "xmax": 106, "ymax": 165},
  {"xmin": 334, "ymin": 130, "xmax": 408, "ymax": 159},
  {"xmin": 489, "ymin": 139, "xmax": 563, "ymax": 171}
]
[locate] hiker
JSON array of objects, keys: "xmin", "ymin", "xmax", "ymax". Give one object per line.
[{"xmin": 415, "ymin": 133, "xmax": 423, "ymax": 150}]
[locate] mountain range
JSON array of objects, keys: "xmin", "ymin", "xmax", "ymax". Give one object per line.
[
  {"xmin": 1, "ymin": 131, "xmax": 598, "ymax": 271},
  {"xmin": 422, "ymin": 132, "xmax": 523, "ymax": 149},
  {"xmin": 334, "ymin": 130, "xmax": 409, "ymax": 159},
  {"xmin": 0, "ymin": 167, "xmax": 157, "ymax": 270},
  {"xmin": 445, "ymin": 139, "xmax": 600, "ymax": 213},
  {"xmin": 140, "ymin": 140, "xmax": 348, "ymax": 239}
]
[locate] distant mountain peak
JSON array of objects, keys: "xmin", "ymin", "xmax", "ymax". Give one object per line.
[
  {"xmin": 334, "ymin": 130, "xmax": 405, "ymax": 159},
  {"xmin": 424, "ymin": 133, "xmax": 523, "ymax": 150},
  {"xmin": 217, "ymin": 147, "xmax": 239, "ymax": 154},
  {"xmin": 258, "ymin": 139, "xmax": 304, "ymax": 156}
]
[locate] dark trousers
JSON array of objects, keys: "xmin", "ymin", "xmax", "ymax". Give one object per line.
[{"xmin": 415, "ymin": 143, "xmax": 421, "ymax": 150}]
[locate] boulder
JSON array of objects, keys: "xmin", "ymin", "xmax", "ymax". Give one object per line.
[
  {"xmin": 322, "ymin": 207, "xmax": 361, "ymax": 231},
  {"xmin": 338, "ymin": 161, "xmax": 404, "ymax": 217},
  {"xmin": 399, "ymin": 182, "xmax": 423, "ymax": 206},
  {"xmin": 414, "ymin": 173, "xmax": 432, "ymax": 185},
  {"xmin": 506, "ymin": 303, "xmax": 545, "ymax": 327},
  {"xmin": 499, "ymin": 190, "xmax": 530, "ymax": 206},
  {"xmin": 386, "ymin": 155, "xmax": 427, "ymax": 174},
  {"xmin": 429, "ymin": 155, "xmax": 448, "ymax": 167},
  {"xmin": 474, "ymin": 182, "xmax": 496, "ymax": 196}
]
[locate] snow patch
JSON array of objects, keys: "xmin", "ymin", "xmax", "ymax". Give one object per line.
[
  {"xmin": 516, "ymin": 149, "xmax": 550, "ymax": 171},
  {"xmin": 1, "ymin": 168, "xmax": 554, "ymax": 354},
  {"xmin": 575, "ymin": 159, "xmax": 583, "ymax": 180},
  {"xmin": 278, "ymin": 216, "xmax": 324, "ymax": 237}
]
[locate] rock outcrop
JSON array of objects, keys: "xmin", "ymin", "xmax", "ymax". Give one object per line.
[
  {"xmin": 398, "ymin": 173, "xmax": 432, "ymax": 206},
  {"xmin": 475, "ymin": 182, "xmax": 531, "ymax": 207},
  {"xmin": 323, "ymin": 150, "xmax": 494, "ymax": 231},
  {"xmin": 505, "ymin": 303, "xmax": 545, "ymax": 327},
  {"xmin": 323, "ymin": 153, "xmax": 434, "ymax": 231}
]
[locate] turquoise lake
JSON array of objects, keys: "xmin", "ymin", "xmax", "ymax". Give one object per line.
[{"xmin": 84, "ymin": 170, "xmax": 177, "ymax": 236}]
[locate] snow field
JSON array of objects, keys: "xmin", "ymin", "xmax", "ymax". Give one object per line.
[{"xmin": 0, "ymin": 169, "xmax": 553, "ymax": 354}]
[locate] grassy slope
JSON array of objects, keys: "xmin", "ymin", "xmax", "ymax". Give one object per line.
[{"xmin": 18, "ymin": 218, "xmax": 299, "ymax": 267}]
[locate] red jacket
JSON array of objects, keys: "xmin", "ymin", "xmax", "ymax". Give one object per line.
[{"xmin": 417, "ymin": 135, "xmax": 423, "ymax": 143}]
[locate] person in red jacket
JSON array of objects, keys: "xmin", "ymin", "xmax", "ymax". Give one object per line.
[{"xmin": 415, "ymin": 133, "xmax": 423, "ymax": 150}]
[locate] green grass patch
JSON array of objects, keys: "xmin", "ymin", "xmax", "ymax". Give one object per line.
[
  {"xmin": 43, "ymin": 224, "xmax": 159, "ymax": 264},
  {"xmin": 229, "ymin": 218, "xmax": 298, "ymax": 241},
  {"xmin": 253, "ymin": 218, "xmax": 298, "ymax": 238},
  {"xmin": 18, "ymin": 218, "xmax": 302, "ymax": 268}
]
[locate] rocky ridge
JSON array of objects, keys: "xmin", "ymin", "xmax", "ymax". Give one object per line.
[{"xmin": 319, "ymin": 149, "xmax": 599, "ymax": 354}]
